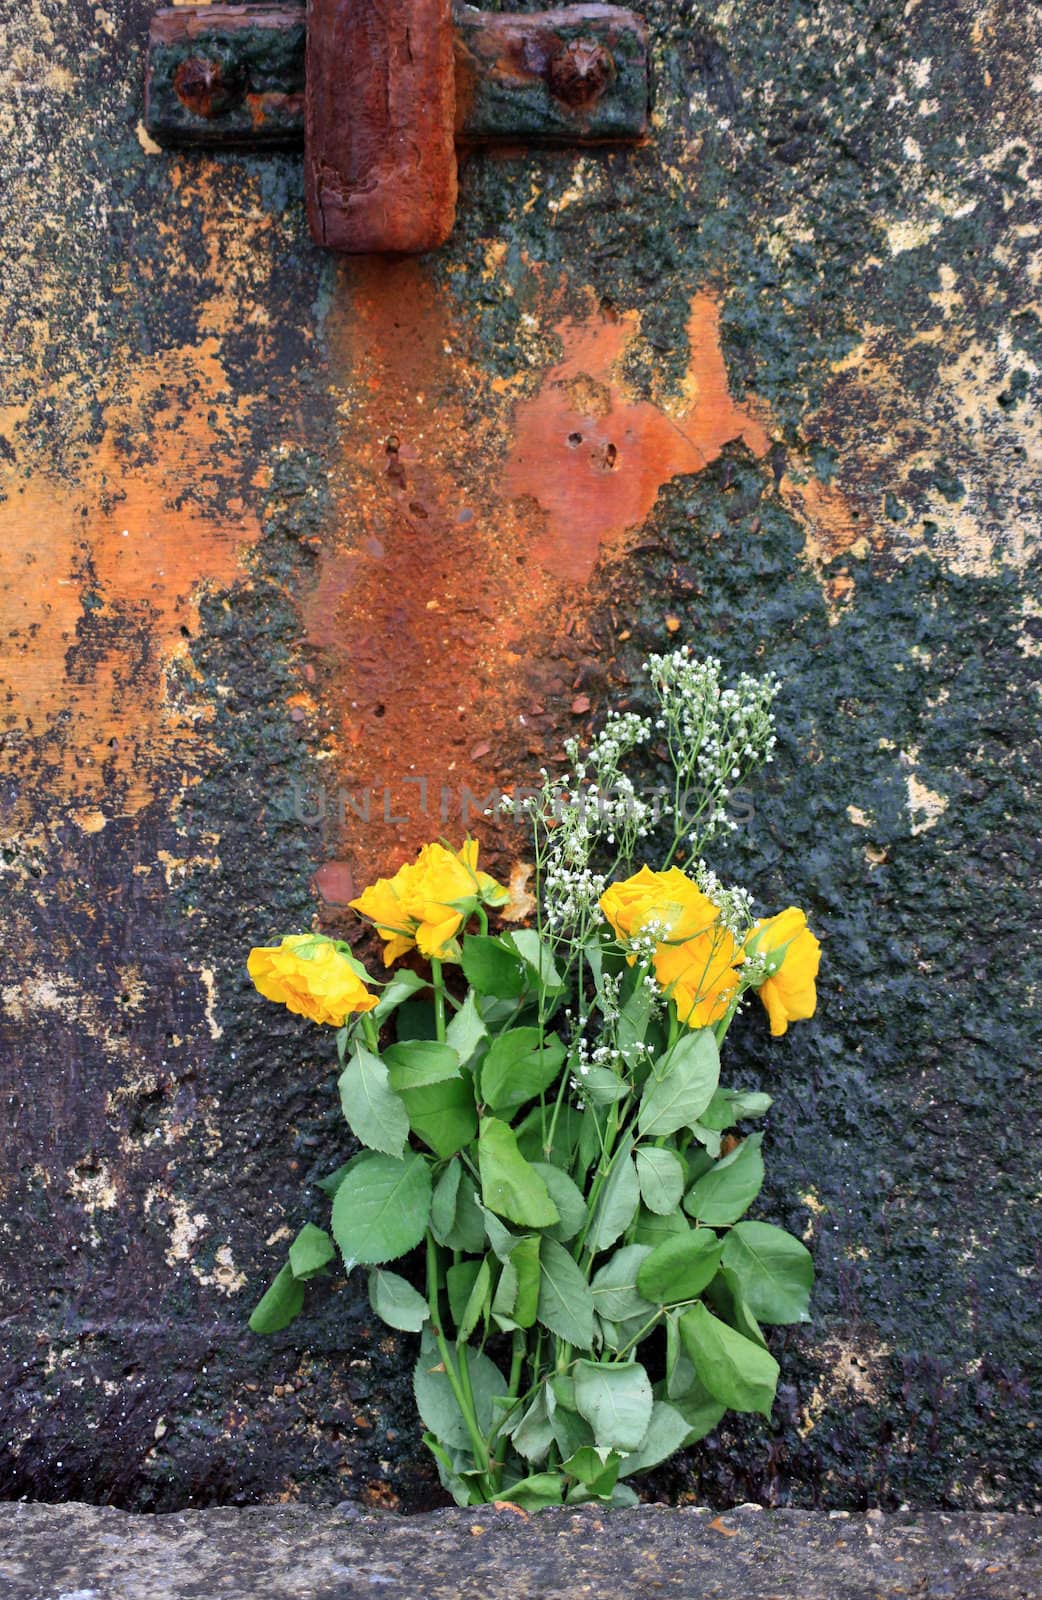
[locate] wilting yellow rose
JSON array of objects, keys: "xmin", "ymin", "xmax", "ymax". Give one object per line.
[
  {"xmin": 654, "ymin": 930, "xmax": 741, "ymax": 1029},
  {"xmin": 743, "ymin": 907, "xmax": 820, "ymax": 1037},
  {"xmin": 599, "ymin": 866, "xmax": 740, "ymax": 1028},
  {"xmin": 351, "ymin": 840, "xmax": 508, "ymax": 965},
  {"xmin": 247, "ymin": 934, "xmax": 378, "ymax": 1026},
  {"xmin": 599, "ymin": 865, "xmax": 722, "ymax": 947}
]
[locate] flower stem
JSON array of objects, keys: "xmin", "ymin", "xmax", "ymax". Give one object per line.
[
  {"xmin": 430, "ymin": 958, "xmax": 447, "ymax": 1043},
  {"xmin": 425, "ymin": 1232, "xmax": 491, "ymax": 1493}
]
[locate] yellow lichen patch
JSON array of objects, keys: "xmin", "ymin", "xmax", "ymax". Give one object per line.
[
  {"xmin": 798, "ymin": 1338, "xmax": 892, "ymax": 1438},
  {"xmin": 907, "ymin": 771, "xmax": 949, "ymax": 836}
]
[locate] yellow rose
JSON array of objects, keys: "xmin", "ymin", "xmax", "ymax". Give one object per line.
[
  {"xmin": 599, "ymin": 866, "xmax": 740, "ymax": 1029},
  {"xmin": 655, "ymin": 929, "xmax": 741, "ymax": 1029},
  {"xmin": 351, "ymin": 840, "xmax": 508, "ymax": 965},
  {"xmin": 599, "ymin": 865, "xmax": 722, "ymax": 947},
  {"xmin": 247, "ymin": 934, "xmax": 378, "ymax": 1026},
  {"xmin": 348, "ymin": 860, "xmax": 419, "ymax": 966},
  {"xmin": 743, "ymin": 907, "xmax": 820, "ymax": 1037}
]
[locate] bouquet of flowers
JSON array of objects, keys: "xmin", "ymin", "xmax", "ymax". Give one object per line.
[{"xmin": 246, "ymin": 650, "xmax": 819, "ymax": 1509}]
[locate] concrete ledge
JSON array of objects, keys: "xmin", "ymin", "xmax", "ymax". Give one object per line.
[{"xmin": 2, "ymin": 1503, "xmax": 1041, "ymax": 1599}]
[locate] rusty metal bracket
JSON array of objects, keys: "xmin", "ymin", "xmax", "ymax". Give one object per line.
[{"xmin": 145, "ymin": 2, "xmax": 648, "ymax": 253}]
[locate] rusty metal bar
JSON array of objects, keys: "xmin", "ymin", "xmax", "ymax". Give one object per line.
[
  {"xmin": 305, "ymin": 0, "xmax": 458, "ymax": 254},
  {"xmin": 145, "ymin": 3, "xmax": 648, "ymax": 150}
]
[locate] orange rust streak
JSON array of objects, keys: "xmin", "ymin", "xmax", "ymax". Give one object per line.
[
  {"xmin": 308, "ymin": 271, "xmax": 772, "ymax": 887},
  {"xmin": 0, "ymin": 339, "xmax": 260, "ymax": 814},
  {"xmin": 506, "ymin": 293, "xmax": 768, "ymax": 584}
]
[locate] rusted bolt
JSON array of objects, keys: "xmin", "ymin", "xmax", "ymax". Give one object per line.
[
  {"xmin": 173, "ymin": 57, "xmax": 238, "ymax": 119},
  {"xmin": 547, "ymin": 39, "xmax": 615, "ymax": 109}
]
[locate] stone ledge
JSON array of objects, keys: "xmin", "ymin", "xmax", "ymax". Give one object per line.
[{"xmin": 1, "ymin": 1503, "xmax": 1041, "ymax": 1600}]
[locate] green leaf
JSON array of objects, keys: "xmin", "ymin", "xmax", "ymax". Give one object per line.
[
  {"xmin": 431, "ymin": 1162, "xmax": 485, "ymax": 1253},
  {"xmin": 548, "ymin": 1393, "xmax": 595, "ymax": 1459},
  {"xmin": 430, "ymin": 1160, "xmax": 462, "ymax": 1244},
  {"xmin": 690, "ymin": 1122, "xmax": 722, "ymax": 1157},
  {"xmin": 507, "ymin": 1234, "xmax": 542, "ymax": 1328},
  {"xmin": 413, "ymin": 1330, "xmax": 507, "ymax": 1450},
  {"xmin": 479, "ymin": 1118, "xmax": 560, "ymax": 1227},
  {"xmin": 631, "ymin": 1206, "xmax": 689, "ymax": 1249},
  {"xmin": 383, "ymin": 1039, "xmax": 461, "ymax": 1090},
  {"xmin": 497, "ymin": 1472, "xmax": 564, "ymax": 1510},
  {"xmin": 481, "ymin": 1028, "xmax": 566, "ymax": 1114},
  {"xmin": 537, "ymin": 1237, "xmax": 596, "ymax": 1347},
  {"xmin": 446, "ymin": 1258, "xmax": 482, "ymax": 1327},
  {"xmin": 481, "ymin": 1205, "xmax": 518, "ymax": 1262},
  {"xmin": 457, "ymin": 1254, "xmax": 492, "ymax": 1343},
  {"xmin": 494, "ymin": 1248, "xmax": 536, "ymax": 1330},
  {"xmin": 705, "ymin": 1265, "xmax": 769, "ymax": 1348},
  {"xmin": 636, "ymin": 1228, "xmax": 723, "ymax": 1305},
  {"xmin": 315, "ymin": 1162, "xmax": 352, "ymax": 1198},
  {"xmin": 460, "ymin": 934, "xmax": 529, "ymax": 997},
  {"xmin": 373, "ymin": 969, "xmax": 428, "ymax": 1021},
  {"xmin": 561, "ymin": 1446, "xmax": 621, "ymax": 1497},
  {"xmin": 617, "ymin": 983, "xmax": 654, "ymax": 1055},
  {"xmin": 338, "ymin": 1044, "xmax": 410, "ymax": 1157},
  {"xmin": 288, "ymin": 1222, "xmax": 336, "ymax": 1281},
  {"xmin": 331, "ymin": 1149, "xmax": 431, "ymax": 1267},
  {"xmin": 508, "ymin": 929, "xmax": 566, "ymax": 995},
  {"xmin": 665, "ymin": 1378, "xmax": 727, "ymax": 1442},
  {"xmin": 699, "ymin": 1087, "xmax": 773, "ymax": 1131},
  {"xmin": 515, "ymin": 1103, "xmax": 581, "ymax": 1167},
  {"xmin": 509, "ymin": 1385, "xmax": 554, "ymax": 1464},
  {"xmin": 401, "ymin": 1075, "xmax": 476, "ymax": 1160},
  {"xmin": 685, "ymin": 1134, "xmax": 765, "ymax": 1226},
  {"xmin": 637, "ymin": 1029, "xmax": 720, "ymax": 1138},
  {"xmin": 580, "ymin": 1065, "xmax": 630, "ymax": 1107},
  {"xmin": 635, "ymin": 1147, "xmax": 686, "ymax": 1215},
  {"xmin": 573, "ymin": 1360, "xmax": 653, "ymax": 1453},
  {"xmin": 721, "ymin": 1221, "xmax": 813, "ymax": 1324},
  {"xmin": 249, "ymin": 1262, "xmax": 305, "ymax": 1334},
  {"xmin": 532, "ymin": 1163, "xmax": 587, "ymax": 1242},
  {"xmin": 586, "ymin": 1137, "xmax": 640, "ymax": 1255},
  {"xmin": 445, "ymin": 989, "xmax": 488, "ymax": 1069},
  {"xmin": 678, "ymin": 1302, "xmax": 779, "ymax": 1417},
  {"xmin": 618, "ymin": 1400, "xmax": 692, "ymax": 1476},
  {"xmin": 368, "ymin": 1268, "xmax": 429, "ymax": 1332},
  {"xmin": 728, "ymin": 1091, "xmax": 772, "ymax": 1120},
  {"xmin": 450, "ymin": 1174, "xmax": 488, "ymax": 1253},
  {"xmin": 591, "ymin": 1245, "xmax": 655, "ymax": 1324}
]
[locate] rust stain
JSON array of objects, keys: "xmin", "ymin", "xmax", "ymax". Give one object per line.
[
  {"xmin": 0, "ymin": 337, "xmax": 260, "ymax": 815},
  {"xmin": 506, "ymin": 292, "xmax": 769, "ymax": 583},
  {"xmin": 307, "ymin": 267, "xmax": 772, "ymax": 883}
]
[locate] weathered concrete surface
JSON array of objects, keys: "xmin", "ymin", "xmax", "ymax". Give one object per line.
[
  {"xmin": 3, "ymin": 1504, "xmax": 1041, "ymax": 1599},
  {"xmin": 0, "ymin": 0, "xmax": 1040, "ymax": 1517}
]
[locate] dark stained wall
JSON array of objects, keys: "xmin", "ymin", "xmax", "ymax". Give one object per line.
[{"xmin": 0, "ymin": 0, "xmax": 1039, "ymax": 1512}]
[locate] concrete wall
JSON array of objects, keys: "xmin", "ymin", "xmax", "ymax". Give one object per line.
[{"xmin": 1, "ymin": 0, "xmax": 1039, "ymax": 1511}]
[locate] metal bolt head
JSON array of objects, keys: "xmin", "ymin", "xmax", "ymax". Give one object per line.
[
  {"xmin": 548, "ymin": 39, "xmax": 615, "ymax": 109},
  {"xmin": 173, "ymin": 57, "xmax": 238, "ymax": 119}
]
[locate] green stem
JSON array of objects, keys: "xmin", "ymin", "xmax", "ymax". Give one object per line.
[
  {"xmin": 612, "ymin": 1309, "xmax": 664, "ymax": 1361},
  {"xmin": 713, "ymin": 982, "xmax": 747, "ymax": 1047},
  {"xmin": 490, "ymin": 1331, "xmax": 527, "ymax": 1488},
  {"xmin": 430, "ymin": 958, "xmax": 447, "ymax": 1043},
  {"xmin": 425, "ymin": 1233, "xmax": 491, "ymax": 1492},
  {"xmin": 361, "ymin": 1012, "xmax": 380, "ymax": 1051}
]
